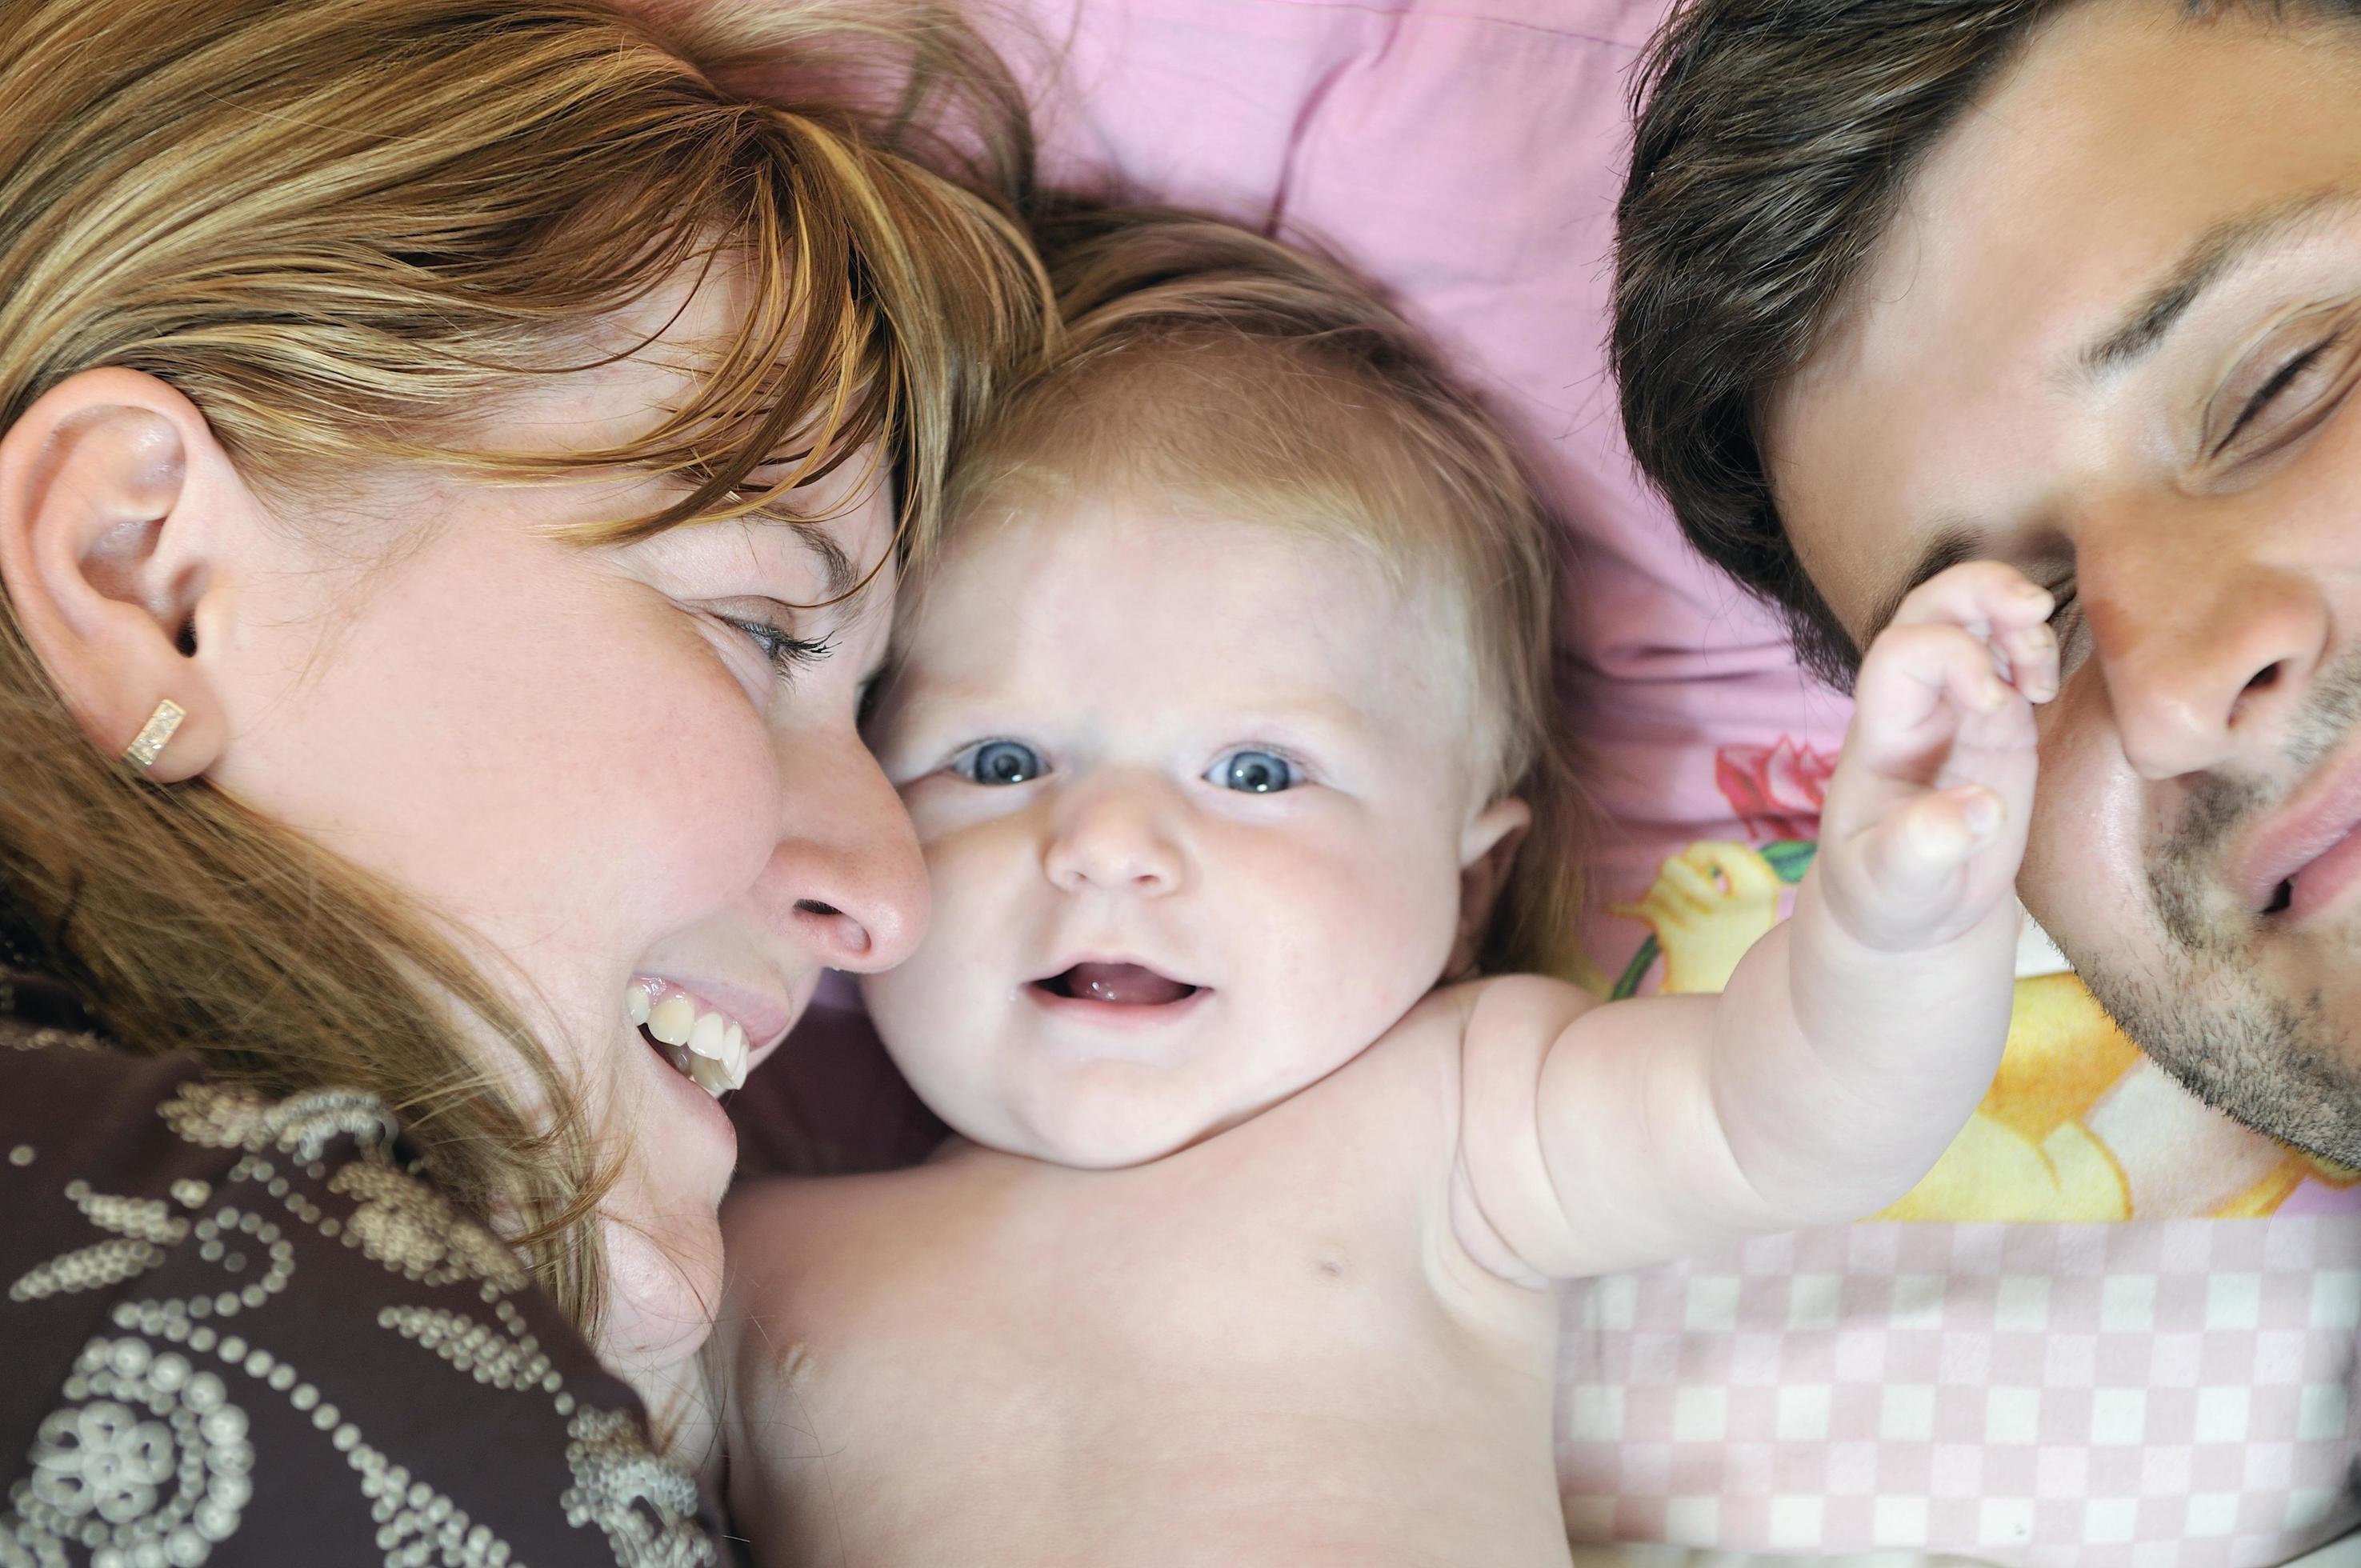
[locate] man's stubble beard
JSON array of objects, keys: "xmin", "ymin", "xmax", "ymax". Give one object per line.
[
  {"xmin": 2071, "ymin": 652, "xmax": 2361, "ymax": 1166},
  {"xmin": 2075, "ymin": 942, "xmax": 2355, "ymax": 1165}
]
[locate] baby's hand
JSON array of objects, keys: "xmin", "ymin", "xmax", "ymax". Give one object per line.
[{"xmin": 1816, "ymin": 562, "xmax": 2057, "ymax": 953}]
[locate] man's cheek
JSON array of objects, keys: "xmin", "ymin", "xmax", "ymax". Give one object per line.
[{"xmin": 2019, "ymin": 711, "xmax": 2154, "ymax": 957}]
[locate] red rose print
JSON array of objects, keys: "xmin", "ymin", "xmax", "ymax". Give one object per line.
[{"xmin": 1715, "ymin": 737, "xmax": 1835, "ymax": 842}]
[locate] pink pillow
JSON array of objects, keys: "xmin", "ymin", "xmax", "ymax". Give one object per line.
[{"xmin": 1013, "ymin": 0, "xmax": 1851, "ymax": 984}]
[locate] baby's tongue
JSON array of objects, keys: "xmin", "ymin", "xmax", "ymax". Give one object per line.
[{"xmin": 1062, "ymin": 962, "xmax": 1192, "ymax": 1006}]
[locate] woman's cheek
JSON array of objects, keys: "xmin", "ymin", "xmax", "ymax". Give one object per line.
[{"xmin": 614, "ymin": 725, "xmax": 786, "ymax": 934}]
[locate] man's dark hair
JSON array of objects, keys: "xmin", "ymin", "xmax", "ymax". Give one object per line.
[{"xmin": 1612, "ymin": 0, "xmax": 2335, "ymax": 687}]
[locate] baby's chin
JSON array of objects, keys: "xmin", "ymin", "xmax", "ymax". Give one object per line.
[
  {"xmin": 931, "ymin": 1090, "xmax": 1202, "ymax": 1170},
  {"xmin": 970, "ymin": 1059, "xmax": 1321, "ymax": 1170}
]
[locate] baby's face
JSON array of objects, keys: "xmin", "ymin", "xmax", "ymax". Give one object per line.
[{"xmin": 860, "ymin": 499, "xmax": 1523, "ymax": 1166}]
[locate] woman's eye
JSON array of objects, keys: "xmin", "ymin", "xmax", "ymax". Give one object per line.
[
  {"xmin": 955, "ymin": 740, "xmax": 1045, "ymax": 786},
  {"xmin": 727, "ymin": 617, "xmax": 834, "ymax": 678},
  {"xmin": 1208, "ymin": 749, "xmax": 1298, "ymax": 794}
]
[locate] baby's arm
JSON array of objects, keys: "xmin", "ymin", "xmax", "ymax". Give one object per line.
[{"xmin": 1455, "ymin": 562, "xmax": 2058, "ymax": 1281}]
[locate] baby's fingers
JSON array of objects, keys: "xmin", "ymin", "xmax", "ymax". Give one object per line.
[
  {"xmin": 1845, "ymin": 783, "xmax": 2008, "ymax": 930},
  {"xmin": 1844, "ymin": 621, "xmax": 2024, "ymax": 782},
  {"xmin": 1888, "ymin": 560, "xmax": 2059, "ymax": 702}
]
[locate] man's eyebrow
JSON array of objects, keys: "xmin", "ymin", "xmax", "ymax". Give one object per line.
[
  {"xmin": 1859, "ymin": 524, "xmax": 1977, "ymax": 650},
  {"xmin": 2081, "ymin": 188, "xmax": 2358, "ymax": 376}
]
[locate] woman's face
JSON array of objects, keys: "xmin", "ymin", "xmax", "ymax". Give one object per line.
[{"xmin": 200, "ymin": 282, "xmax": 924, "ymax": 1376}]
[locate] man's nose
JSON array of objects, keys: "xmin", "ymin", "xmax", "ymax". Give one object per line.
[
  {"xmin": 762, "ymin": 726, "xmax": 928, "ymax": 973},
  {"xmin": 1042, "ymin": 773, "xmax": 1187, "ymax": 895},
  {"xmin": 2080, "ymin": 503, "xmax": 2330, "ymax": 781}
]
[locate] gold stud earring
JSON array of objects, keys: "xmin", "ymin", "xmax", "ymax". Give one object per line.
[{"xmin": 122, "ymin": 698, "xmax": 186, "ymax": 774}]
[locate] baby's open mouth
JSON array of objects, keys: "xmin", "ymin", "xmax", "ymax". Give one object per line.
[{"xmin": 1032, "ymin": 962, "xmax": 1201, "ymax": 1007}]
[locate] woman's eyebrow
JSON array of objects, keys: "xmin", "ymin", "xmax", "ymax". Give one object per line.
[
  {"xmin": 796, "ymin": 526, "xmax": 856, "ymax": 603},
  {"xmin": 725, "ymin": 508, "xmax": 858, "ymax": 604}
]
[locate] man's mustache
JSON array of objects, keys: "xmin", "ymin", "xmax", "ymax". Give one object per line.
[{"xmin": 2144, "ymin": 646, "xmax": 2361, "ymax": 948}]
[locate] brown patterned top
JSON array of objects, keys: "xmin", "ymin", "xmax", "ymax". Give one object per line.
[{"xmin": 0, "ymin": 966, "xmax": 725, "ymax": 1567}]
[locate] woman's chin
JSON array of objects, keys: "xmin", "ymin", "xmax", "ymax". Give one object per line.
[{"xmin": 594, "ymin": 1206, "xmax": 724, "ymax": 1387}]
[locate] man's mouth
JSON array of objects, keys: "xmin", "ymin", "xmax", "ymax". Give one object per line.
[
  {"xmin": 1030, "ymin": 962, "xmax": 1203, "ymax": 1008},
  {"xmin": 2232, "ymin": 739, "xmax": 2361, "ymax": 922}
]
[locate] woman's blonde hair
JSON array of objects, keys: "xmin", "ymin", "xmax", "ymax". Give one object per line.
[
  {"xmin": 0, "ymin": 0, "xmax": 1051, "ymax": 1334},
  {"xmin": 942, "ymin": 203, "xmax": 1588, "ymax": 980}
]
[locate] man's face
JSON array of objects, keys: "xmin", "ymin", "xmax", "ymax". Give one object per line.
[{"xmin": 1769, "ymin": 0, "xmax": 2361, "ymax": 1160}]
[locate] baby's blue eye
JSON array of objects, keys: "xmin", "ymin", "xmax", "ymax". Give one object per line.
[
  {"xmin": 1209, "ymin": 749, "xmax": 1297, "ymax": 794},
  {"xmin": 958, "ymin": 740, "xmax": 1045, "ymax": 786}
]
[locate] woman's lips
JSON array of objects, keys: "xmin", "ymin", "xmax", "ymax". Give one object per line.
[{"xmin": 626, "ymin": 974, "xmax": 799, "ymax": 1098}]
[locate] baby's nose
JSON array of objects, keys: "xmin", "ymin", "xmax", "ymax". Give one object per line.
[{"xmin": 1042, "ymin": 780, "xmax": 1187, "ymax": 894}]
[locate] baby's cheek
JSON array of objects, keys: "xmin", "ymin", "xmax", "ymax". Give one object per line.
[{"xmin": 1267, "ymin": 840, "xmax": 1458, "ymax": 1018}]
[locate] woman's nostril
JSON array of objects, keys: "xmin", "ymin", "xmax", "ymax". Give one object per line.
[{"xmin": 795, "ymin": 898, "xmax": 843, "ymax": 918}]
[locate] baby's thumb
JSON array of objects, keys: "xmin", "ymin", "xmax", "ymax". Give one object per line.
[{"xmin": 1846, "ymin": 786, "xmax": 2005, "ymax": 931}]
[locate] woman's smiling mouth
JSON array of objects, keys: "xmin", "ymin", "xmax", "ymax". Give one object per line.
[{"xmin": 626, "ymin": 978, "xmax": 785, "ymax": 1098}]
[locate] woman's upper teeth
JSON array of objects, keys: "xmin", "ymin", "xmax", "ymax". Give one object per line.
[{"xmin": 631, "ymin": 986, "xmax": 750, "ymax": 1096}]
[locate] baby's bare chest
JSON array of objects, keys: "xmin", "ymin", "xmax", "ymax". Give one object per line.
[{"xmin": 722, "ymin": 1102, "xmax": 1567, "ymax": 1565}]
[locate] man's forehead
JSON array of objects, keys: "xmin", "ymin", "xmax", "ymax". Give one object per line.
[{"xmin": 1769, "ymin": 0, "xmax": 2361, "ymax": 646}]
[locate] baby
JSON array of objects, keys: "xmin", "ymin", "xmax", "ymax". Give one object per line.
[{"xmin": 706, "ymin": 206, "xmax": 2059, "ymax": 1566}]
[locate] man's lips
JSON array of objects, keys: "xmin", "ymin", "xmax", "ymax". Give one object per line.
[
  {"xmin": 2232, "ymin": 732, "xmax": 2361, "ymax": 916},
  {"xmin": 1030, "ymin": 960, "xmax": 1202, "ymax": 1006}
]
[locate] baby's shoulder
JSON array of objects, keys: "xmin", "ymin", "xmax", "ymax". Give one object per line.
[
  {"xmin": 713, "ymin": 1160, "xmax": 994, "ymax": 1387},
  {"xmin": 722, "ymin": 1153, "xmax": 978, "ymax": 1260},
  {"xmin": 1375, "ymin": 974, "xmax": 1597, "ymax": 1074},
  {"xmin": 1456, "ymin": 972, "xmax": 1599, "ymax": 1042}
]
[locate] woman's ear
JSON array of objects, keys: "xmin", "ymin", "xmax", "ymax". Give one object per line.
[
  {"xmin": 0, "ymin": 368, "xmax": 246, "ymax": 783},
  {"xmin": 1449, "ymin": 795, "xmax": 1533, "ymax": 979}
]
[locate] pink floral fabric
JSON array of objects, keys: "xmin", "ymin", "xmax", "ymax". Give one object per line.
[{"xmin": 1718, "ymin": 740, "xmax": 1838, "ymax": 845}]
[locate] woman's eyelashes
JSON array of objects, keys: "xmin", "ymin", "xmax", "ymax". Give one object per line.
[{"xmin": 722, "ymin": 612, "xmax": 835, "ymax": 678}]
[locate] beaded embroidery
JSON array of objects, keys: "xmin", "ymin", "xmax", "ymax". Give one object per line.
[{"xmin": 2, "ymin": 1031, "xmax": 715, "ymax": 1568}]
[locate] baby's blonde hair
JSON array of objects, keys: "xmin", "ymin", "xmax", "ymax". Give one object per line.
[{"xmin": 943, "ymin": 203, "xmax": 1587, "ymax": 980}]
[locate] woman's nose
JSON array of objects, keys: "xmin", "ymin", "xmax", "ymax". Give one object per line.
[
  {"xmin": 766, "ymin": 727, "xmax": 928, "ymax": 972},
  {"xmin": 2080, "ymin": 508, "xmax": 2331, "ymax": 781},
  {"xmin": 1042, "ymin": 775, "xmax": 1186, "ymax": 895}
]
